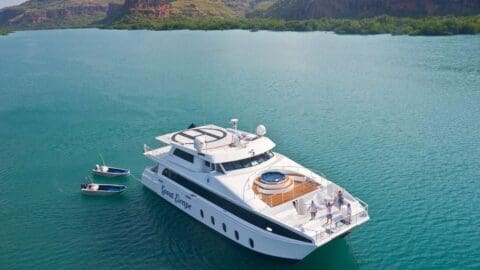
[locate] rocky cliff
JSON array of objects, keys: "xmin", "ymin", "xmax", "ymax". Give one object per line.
[
  {"xmin": 0, "ymin": 0, "xmax": 124, "ymax": 29},
  {"xmin": 121, "ymin": 0, "xmax": 266, "ymax": 19},
  {"xmin": 1, "ymin": 0, "xmax": 479, "ymax": 30},
  {"xmin": 259, "ymin": 0, "xmax": 480, "ymax": 19}
]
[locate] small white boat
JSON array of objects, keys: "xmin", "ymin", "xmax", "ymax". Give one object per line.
[
  {"xmin": 92, "ymin": 164, "xmax": 130, "ymax": 177},
  {"xmin": 81, "ymin": 177, "xmax": 127, "ymax": 195}
]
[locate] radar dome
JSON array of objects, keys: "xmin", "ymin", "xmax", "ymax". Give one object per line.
[
  {"xmin": 194, "ymin": 136, "xmax": 206, "ymax": 152},
  {"xmin": 256, "ymin": 125, "xmax": 266, "ymax": 136}
]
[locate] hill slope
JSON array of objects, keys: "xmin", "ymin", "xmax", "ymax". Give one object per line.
[
  {"xmin": 1, "ymin": 0, "xmax": 479, "ymax": 32},
  {"xmin": 257, "ymin": 0, "xmax": 480, "ymax": 19},
  {"xmin": 122, "ymin": 0, "xmax": 271, "ymax": 19},
  {"xmin": 0, "ymin": 0, "xmax": 124, "ymax": 29}
]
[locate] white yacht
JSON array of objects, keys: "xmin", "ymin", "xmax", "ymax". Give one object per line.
[{"xmin": 141, "ymin": 120, "xmax": 369, "ymax": 260}]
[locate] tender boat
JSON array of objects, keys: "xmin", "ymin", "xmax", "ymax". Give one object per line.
[
  {"xmin": 140, "ymin": 119, "xmax": 369, "ymax": 261},
  {"xmin": 81, "ymin": 177, "xmax": 127, "ymax": 195},
  {"xmin": 92, "ymin": 164, "xmax": 130, "ymax": 177}
]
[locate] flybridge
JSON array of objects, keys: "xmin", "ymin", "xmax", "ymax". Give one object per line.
[
  {"xmin": 171, "ymin": 127, "xmax": 227, "ymax": 145},
  {"xmin": 154, "ymin": 123, "xmax": 276, "ymax": 164}
]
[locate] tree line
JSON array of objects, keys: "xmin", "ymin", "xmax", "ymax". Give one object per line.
[{"xmin": 105, "ymin": 15, "xmax": 480, "ymax": 35}]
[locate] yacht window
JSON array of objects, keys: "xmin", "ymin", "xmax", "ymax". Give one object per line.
[
  {"xmin": 200, "ymin": 209, "xmax": 204, "ymax": 218},
  {"xmin": 249, "ymin": 238, "xmax": 254, "ymax": 248},
  {"xmin": 161, "ymin": 168, "xmax": 312, "ymax": 243},
  {"xmin": 222, "ymin": 223, "xmax": 227, "ymax": 232},
  {"xmin": 211, "ymin": 216, "xmax": 215, "ymax": 225},
  {"xmin": 215, "ymin": 164, "xmax": 225, "ymax": 174},
  {"xmin": 234, "ymin": 230, "xmax": 239, "ymax": 240},
  {"xmin": 173, "ymin": 148, "xmax": 194, "ymax": 163},
  {"xmin": 221, "ymin": 151, "xmax": 274, "ymax": 171},
  {"xmin": 162, "ymin": 168, "xmax": 172, "ymax": 178},
  {"xmin": 205, "ymin": 161, "xmax": 214, "ymax": 171}
]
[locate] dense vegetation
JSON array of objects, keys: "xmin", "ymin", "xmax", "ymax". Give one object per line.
[
  {"xmin": 1, "ymin": 0, "xmax": 479, "ymax": 35},
  {"xmin": 0, "ymin": 28, "xmax": 12, "ymax": 35},
  {"xmin": 107, "ymin": 15, "xmax": 480, "ymax": 35}
]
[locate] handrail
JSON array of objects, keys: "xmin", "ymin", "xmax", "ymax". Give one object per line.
[
  {"xmin": 355, "ymin": 196, "xmax": 369, "ymax": 214},
  {"xmin": 301, "ymin": 210, "xmax": 368, "ymax": 243},
  {"xmin": 143, "ymin": 144, "xmax": 152, "ymax": 153}
]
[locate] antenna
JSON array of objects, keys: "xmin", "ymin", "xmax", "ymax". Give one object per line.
[
  {"xmin": 230, "ymin": 118, "xmax": 238, "ymax": 131},
  {"xmin": 99, "ymin": 154, "xmax": 106, "ymax": 166}
]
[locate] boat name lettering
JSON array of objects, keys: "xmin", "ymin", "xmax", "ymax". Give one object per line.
[{"xmin": 161, "ymin": 185, "xmax": 192, "ymax": 210}]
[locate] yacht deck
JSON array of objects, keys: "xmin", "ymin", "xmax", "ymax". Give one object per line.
[
  {"xmin": 253, "ymin": 180, "xmax": 321, "ymax": 207},
  {"xmin": 273, "ymin": 198, "xmax": 370, "ymax": 245}
]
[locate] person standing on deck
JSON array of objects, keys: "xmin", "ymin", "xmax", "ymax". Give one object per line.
[
  {"xmin": 335, "ymin": 190, "xmax": 344, "ymax": 210},
  {"xmin": 308, "ymin": 201, "xmax": 318, "ymax": 220},
  {"xmin": 325, "ymin": 202, "xmax": 333, "ymax": 225},
  {"xmin": 346, "ymin": 203, "xmax": 352, "ymax": 224}
]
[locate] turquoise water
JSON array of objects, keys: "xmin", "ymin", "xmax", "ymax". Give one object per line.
[{"xmin": 1, "ymin": 29, "xmax": 479, "ymax": 269}]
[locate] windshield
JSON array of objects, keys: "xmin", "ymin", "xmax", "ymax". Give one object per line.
[{"xmin": 221, "ymin": 151, "xmax": 274, "ymax": 171}]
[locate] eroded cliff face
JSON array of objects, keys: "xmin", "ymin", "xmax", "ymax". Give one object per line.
[
  {"xmin": 121, "ymin": 0, "xmax": 263, "ymax": 19},
  {"xmin": 123, "ymin": 0, "xmax": 172, "ymax": 18},
  {"xmin": 1, "ymin": 0, "xmax": 479, "ymax": 30},
  {"xmin": 263, "ymin": 0, "xmax": 480, "ymax": 19},
  {"xmin": 0, "ymin": 0, "xmax": 124, "ymax": 29}
]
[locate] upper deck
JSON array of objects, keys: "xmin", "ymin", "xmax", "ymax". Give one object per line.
[{"xmin": 155, "ymin": 124, "xmax": 276, "ymax": 164}]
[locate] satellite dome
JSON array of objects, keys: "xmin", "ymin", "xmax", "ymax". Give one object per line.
[
  {"xmin": 194, "ymin": 136, "xmax": 206, "ymax": 152},
  {"xmin": 256, "ymin": 125, "xmax": 266, "ymax": 136}
]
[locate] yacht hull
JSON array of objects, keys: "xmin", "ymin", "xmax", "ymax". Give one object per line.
[{"xmin": 141, "ymin": 169, "xmax": 317, "ymax": 260}]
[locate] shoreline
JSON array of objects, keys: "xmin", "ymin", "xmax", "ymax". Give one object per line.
[
  {"xmin": 0, "ymin": 29, "xmax": 12, "ymax": 36},
  {"xmin": 2, "ymin": 16, "xmax": 480, "ymax": 36},
  {"xmin": 105, "ymin": 15, "xmax": 480, "ymax": 36}
]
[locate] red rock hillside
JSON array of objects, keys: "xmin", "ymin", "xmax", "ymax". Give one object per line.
[{"xmin": 261, "ymin": 0, "xmax": 480, "ymax": 19}]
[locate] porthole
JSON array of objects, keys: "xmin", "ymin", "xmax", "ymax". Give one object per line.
[
  {"xmin": 211, "ymin": 216, "xmax": 215, "ymax": 225},
  {"xmin": 249, "ymin": 238, "xmax": 254, "ymax": 248},
  {"xmin": 222, "ymin": 223, "xmax": 227, "ymax": 232},
  {"xmin": 234, "ymin": 230, "xmax": 239, "ymax": 240},
  {"xmin": 200, "ymin": 209, "xmax": 204, "ymax": 218}
]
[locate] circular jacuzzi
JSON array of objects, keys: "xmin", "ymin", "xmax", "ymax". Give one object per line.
[
  {"xmin": 260, "ymin": 172, "xmax": 286, "ymax": 184},
  {"xmin": 255, "ymin": 171, "xmax": 294, "ymax": 195}
]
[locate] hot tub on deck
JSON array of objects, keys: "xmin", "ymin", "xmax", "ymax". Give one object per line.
[
  {"xmin": 254, "ymin": 171, "xmax": 293, "ymax": 195},
  {"xmin": 252, "ymin": 170, "xmax": 321, "ymax": 207},
  {"xmin": 260, "ymin": 172, "xmax": 286, "ymax": 184}
]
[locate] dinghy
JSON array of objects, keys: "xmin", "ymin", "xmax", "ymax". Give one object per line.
[
  {"xmin": 81, "ymin": 177, "xmax": 126, "ymax": 195},
  {"xmin": 92, "ymin": 154, "xmax": 130, "ymax": 177},
  {"xmin": 92, "ymin": 164, "xmax": 130, "ymax": 177}
]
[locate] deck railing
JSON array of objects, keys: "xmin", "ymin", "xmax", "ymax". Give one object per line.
[
  {"xmin": 143, "ymin": 144, "xmax": 152, "ymax": 153},
  {"xmin": 301, "ymin": 210, "xmax": 368, "ymax": 243},
  {"xmin": 355, "ymin": 196, "xmax": 369, "ymax": 214}
]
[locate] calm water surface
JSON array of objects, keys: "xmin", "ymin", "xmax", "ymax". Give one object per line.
[{"xmin": 0, "ymin": 29, "xmax": 479, "ymax": 269}]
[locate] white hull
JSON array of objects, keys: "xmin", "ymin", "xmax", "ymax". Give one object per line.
[
  {"xmin": 142, "ymin": 169, "xmax": 317, "ymax": 260},
  {"xmin": 140, "ymin": 123, "xmax": 369, "ymax": 261}
]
